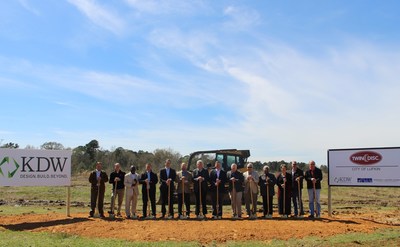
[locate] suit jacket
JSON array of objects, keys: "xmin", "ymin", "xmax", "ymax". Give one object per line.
[
  {"xmin": 305, "ymin": 167, "xmax": 323, "ymax": 189},
  {"xmin": 226, "ymin": 170, "xmax": 244, "ymax": 192},
  {"xmin": 176, "ymin": 170, "xmax": 193, "ymax": 194},
  {"xmin": 277, "ymin": 172, "xmax": 292, "ymax": 195},
  {"xmin": 139, "ymin": 170, "xmax": 158, "ymax": 194},
  {"xmin": 259, "ymin": 172, "xmax": 276, "ymax": 197},
  {"xmin": 89, "ymin": 170, "xmax": 109, "ymax": 189},
  {"xmin": 192, "ymin": 168, "xmax": 209, "ymax": 193},
  {"xmin": 159, "ymin": 167, "xmax": 177, "ymax": 192},
  {"xmin": 209, "ymin": 169, "xmax": 227, "ymax": 193},
  {"xmin": 243, "ymin": 171, "xmax": 259, "ymax": 194},
  {"xmin": 291, "ymin": 168, "xmax": 304, "ymax": 190},
  {"xmin": 124, "ymin": 172, "xmax": 139, "ymax": 196},
  {"xmin": 109, "ymin": 170, "xmax": 126, "ymax": 190}
]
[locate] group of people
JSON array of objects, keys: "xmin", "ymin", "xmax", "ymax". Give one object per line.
[{"xmin": 88, "ymin": 159, "xmax": 323, "ymax": 220}]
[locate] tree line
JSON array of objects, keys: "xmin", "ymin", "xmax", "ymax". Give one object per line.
[{"xmin": 0, "ymin": 140, "xmax": 328, "ymax": 174}]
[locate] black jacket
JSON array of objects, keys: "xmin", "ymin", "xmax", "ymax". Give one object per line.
[
  {"xmin": 192, "ymin": 168, "xmax": 209, "ymax": 193},
  {"xmin": 291, "ymin": 168, "xmax": 304, "ymax": 190},
  {"xmin": 159, "ymin": 167, "xmax": 177, "ymax": 192},
  {"xmin": 305, "ymin": 167, "xmax": 323, "ymax": 189},
  {"xmin": 139, "ymin": 170, "xmax": 159, "ymax": 193},
  {"xmin": 209, "ymin": 169, "xmax": 227, "ymax": 192},
  {"xmin": 109, "ymin": 170, "xmax": 126, "ymax": 190},
  {"xmin": 226, "ymin": 170, "xmax": 244, "ymax": 192},
  {"xmin": 259, "ymin": 172, "xmax": 276, "ymax": 197}
]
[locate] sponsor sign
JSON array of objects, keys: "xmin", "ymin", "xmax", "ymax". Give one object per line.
[
  {"xmin": 328, "ymin": 147, "xmax": 400, "ymax": 187},
  {"xmin": 0, "ymin": 149, "xmax": 71, "ymax": 187}
]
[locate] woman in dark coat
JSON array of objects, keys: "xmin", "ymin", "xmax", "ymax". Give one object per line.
[{"xmin": 277, "ymin": 164, "xmax": 292, "ymax": 217}]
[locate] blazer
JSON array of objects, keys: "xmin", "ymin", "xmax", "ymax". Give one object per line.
[
  {"xmin": 176, "ymin": 170, "xmax": 193, "ymax": 194},
  {"xmin": 89, "ymin": 170, "xmax": 109, "ymax": 189},
  {"xmin": 124, "ymin": 172, "xmax": 139, "ymax": 196},
  {"xmin": 139, "ymin": 170, "xmax": 159, "ymax": 193},
  {"xmin": 259, "ymin": 172, "xmax": 276, "ymax": 197},
  {"xmin": 209, "ymin": 169, "xmax": 227, "ymax": 192},
  {"xmin": 291, "ymin": 168, "xmax": 304, "ymax": 189},
  {"xmin": 159, "ymin": 167, "xmax": 177, "ymax": 192},
  {"xmin": 192, "ymin": 168, "xmax": 209, "ymax": 193},
  {"xmin": 305, "ymin": 167, "xmax": 323, "ymax": 189},
  {"xmin": 243, "ymin": 171, "xmax": 259, "ymax": 194},
  {"xmin": 226, "ymin": 170, "xmax": 244, "ymax": 192}
]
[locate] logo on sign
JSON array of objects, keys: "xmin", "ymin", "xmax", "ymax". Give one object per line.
[
  {"xmin": 350, "ymin": 151, "xmax": 382, "ymax": 165},
  {"xmin": 334, "ymin": 177, "xmax": 352, "ymax": 183},
  {"xmin": 357, "ymin": 178, "xmax": 373, "ymax": 183},
  {"xmin": 0, "ymin": 156, "xmax": 20, "ymax": 178}
]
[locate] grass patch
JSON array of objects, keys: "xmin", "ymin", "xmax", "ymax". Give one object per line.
[{"xmin": 0, "ymin": 228, "xmax": 399, "ymax": 247}]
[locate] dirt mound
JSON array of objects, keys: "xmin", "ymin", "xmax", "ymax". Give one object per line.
[{"xmin": 1, "ymin": 211, "xmax": 398, "ymax": 244}]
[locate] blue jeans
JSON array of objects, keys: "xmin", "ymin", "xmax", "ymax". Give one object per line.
[{"xmin": 307, "ymin": 189, "xmax": 321, "ymax": 216}]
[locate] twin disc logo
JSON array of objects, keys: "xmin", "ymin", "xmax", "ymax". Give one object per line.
[{"xmin": 350, "ymin": 151, "xmax": 382, "ymax": 165}]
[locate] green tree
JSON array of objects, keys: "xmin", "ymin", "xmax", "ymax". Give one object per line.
[
  {"xmin": 40, "ymin": 141, "xmax": 65, "ymax": 150},
  {"xmin": 0, "ymin": 142, "xmax": 19, "ymax": 149}
]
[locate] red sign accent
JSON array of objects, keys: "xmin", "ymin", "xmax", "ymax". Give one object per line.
[{"xmin": 350, "ymin": 151, "xmax": 382, "ymax": 165}]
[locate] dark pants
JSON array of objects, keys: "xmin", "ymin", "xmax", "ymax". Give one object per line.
[
  {"xmin": 90, "ymin": 186, "xmax": 105, "ymax": 216},
  {"xmin": 292, "ymin": 186, "xmax": 304, "ymax": 215},
  {"xmin": 195, "ymin": 189, "xmax": 207, "ymax": 216},
  {"xmin": 160, "ymin": 187, "xmax": 174, "ymax": 216},
  {"xmin": 177, "ymin": 193, "xmax": 190, "ymax": 216},
  {"xmin": 278, "ymin": 188, "xmax": 291, "ymax": 215},
  {"xmin": 211, "ymin": 190, "xmax": 223, "ymax": 216},
  {"xmin": 142, "ymin": 189, "xmax": 156, "ymax": 217},
  {"xmin": 262, "ymin": 195, "xmax": 273, "ymax": 215}
]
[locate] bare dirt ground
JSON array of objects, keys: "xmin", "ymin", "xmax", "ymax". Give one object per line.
[{"xmin": 1, "ymin": 210, "xmax": 399, "ymax": 244}]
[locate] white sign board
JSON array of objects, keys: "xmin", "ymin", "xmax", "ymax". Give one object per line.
[
  {"xmin": 0, "ymin": 149, "xmax": 72, "ymax": 187},
  {"xmin": 328, "ymin": 147, "xmax": 400, "ymax": 187}
]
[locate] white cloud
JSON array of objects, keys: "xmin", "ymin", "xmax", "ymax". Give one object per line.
[
  {"xmin": 223, "ymin": 5, "xmax": 260, "ymax": 30},
  {"xmin": 18, "ymin": 0, "xmax": 40, "ymax": 16},
  {"xmin": 67, "ymin": 0, "xmax": 125, "ymax": 35},
  {"xmin": 124, "ymin": 0, "xmax": 205, "ymax": 15}
]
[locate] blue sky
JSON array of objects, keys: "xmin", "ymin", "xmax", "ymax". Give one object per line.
[{"xmin": 1, "ymin": 0, "xmax": 400, "ymax": 165}]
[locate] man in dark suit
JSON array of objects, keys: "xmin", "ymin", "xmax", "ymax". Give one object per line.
[
  {"xmin": 259, "ymin": 165, "xmax": 276, "ymax": 218},
  {"xmin": 139, "ymin": 163, "xmax": 158, "ymax": 219},
  {"xmin": 159, "ymin": 159, "xmax": 177, "ymax": 219},
  {"xmin": 192, "ymin": 160, "xmax": 209, "ymax": 219},
  {"xmin": 291, "ymin": 161, "xmax": 304, "ymax": 217},
  {"xmin": 305, "ymin": 160, "xmax": 323, "ymax": 218},
  {"xmin": 209, "ymin": 161, "xmax": 227, "ymax": 219},
  {"xmin": 88, "ymin": 162, "xmax": 109, "ymax": 218},
  {"xmin": 227, "ymin": 163, "xmax": 244, "ymax": 219}
]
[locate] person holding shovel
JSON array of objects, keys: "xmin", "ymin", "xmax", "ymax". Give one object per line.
[
  {"xmin": 192, "ymin": 160, "xmax": 209, "ymax": 219},
  {"xmin": 124, "ymin": 165, "xmax": 139, "ymax": 219},
  {"xmin": 159, "ymin": 159, "xmax": 177, "ymax": 219},
  {"xmin": 227, "ymin": 163, "xmax": 244, "ymax": 219},
  {"xmin": 277, "ymin": 164, "xmax": 292, "ymax": 217},
  {"xmin": 259, "ymin": 165, "xmax": 276, "ymax": 218},
  {"xmin": 209, "ymin": 161, "xmax": 227, "ymax": 219},
  {"xmin": 243, "ymin": 163, "xmax": 259, "ymax": 219},
  {"xmin": 291, "ymin": 161, "xmax": 304, "ymax": 217},
  {"xmin": 88, "ymin": 162, "xmax": 108, "ymax": 218},
  {"xmin": 305, "ymin": 160, "xmax": 323, "ymax": 218},
  {"xmin": 176, "ymin": 162, "xmax": 192, "ymax": 219},
  {"xmin": 108, "ymin": 163, "xmax": 125, "ymax": 217},
  {"xmin": 139, "ymin": 163, "xmax": 158, "ymax": 219}
]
